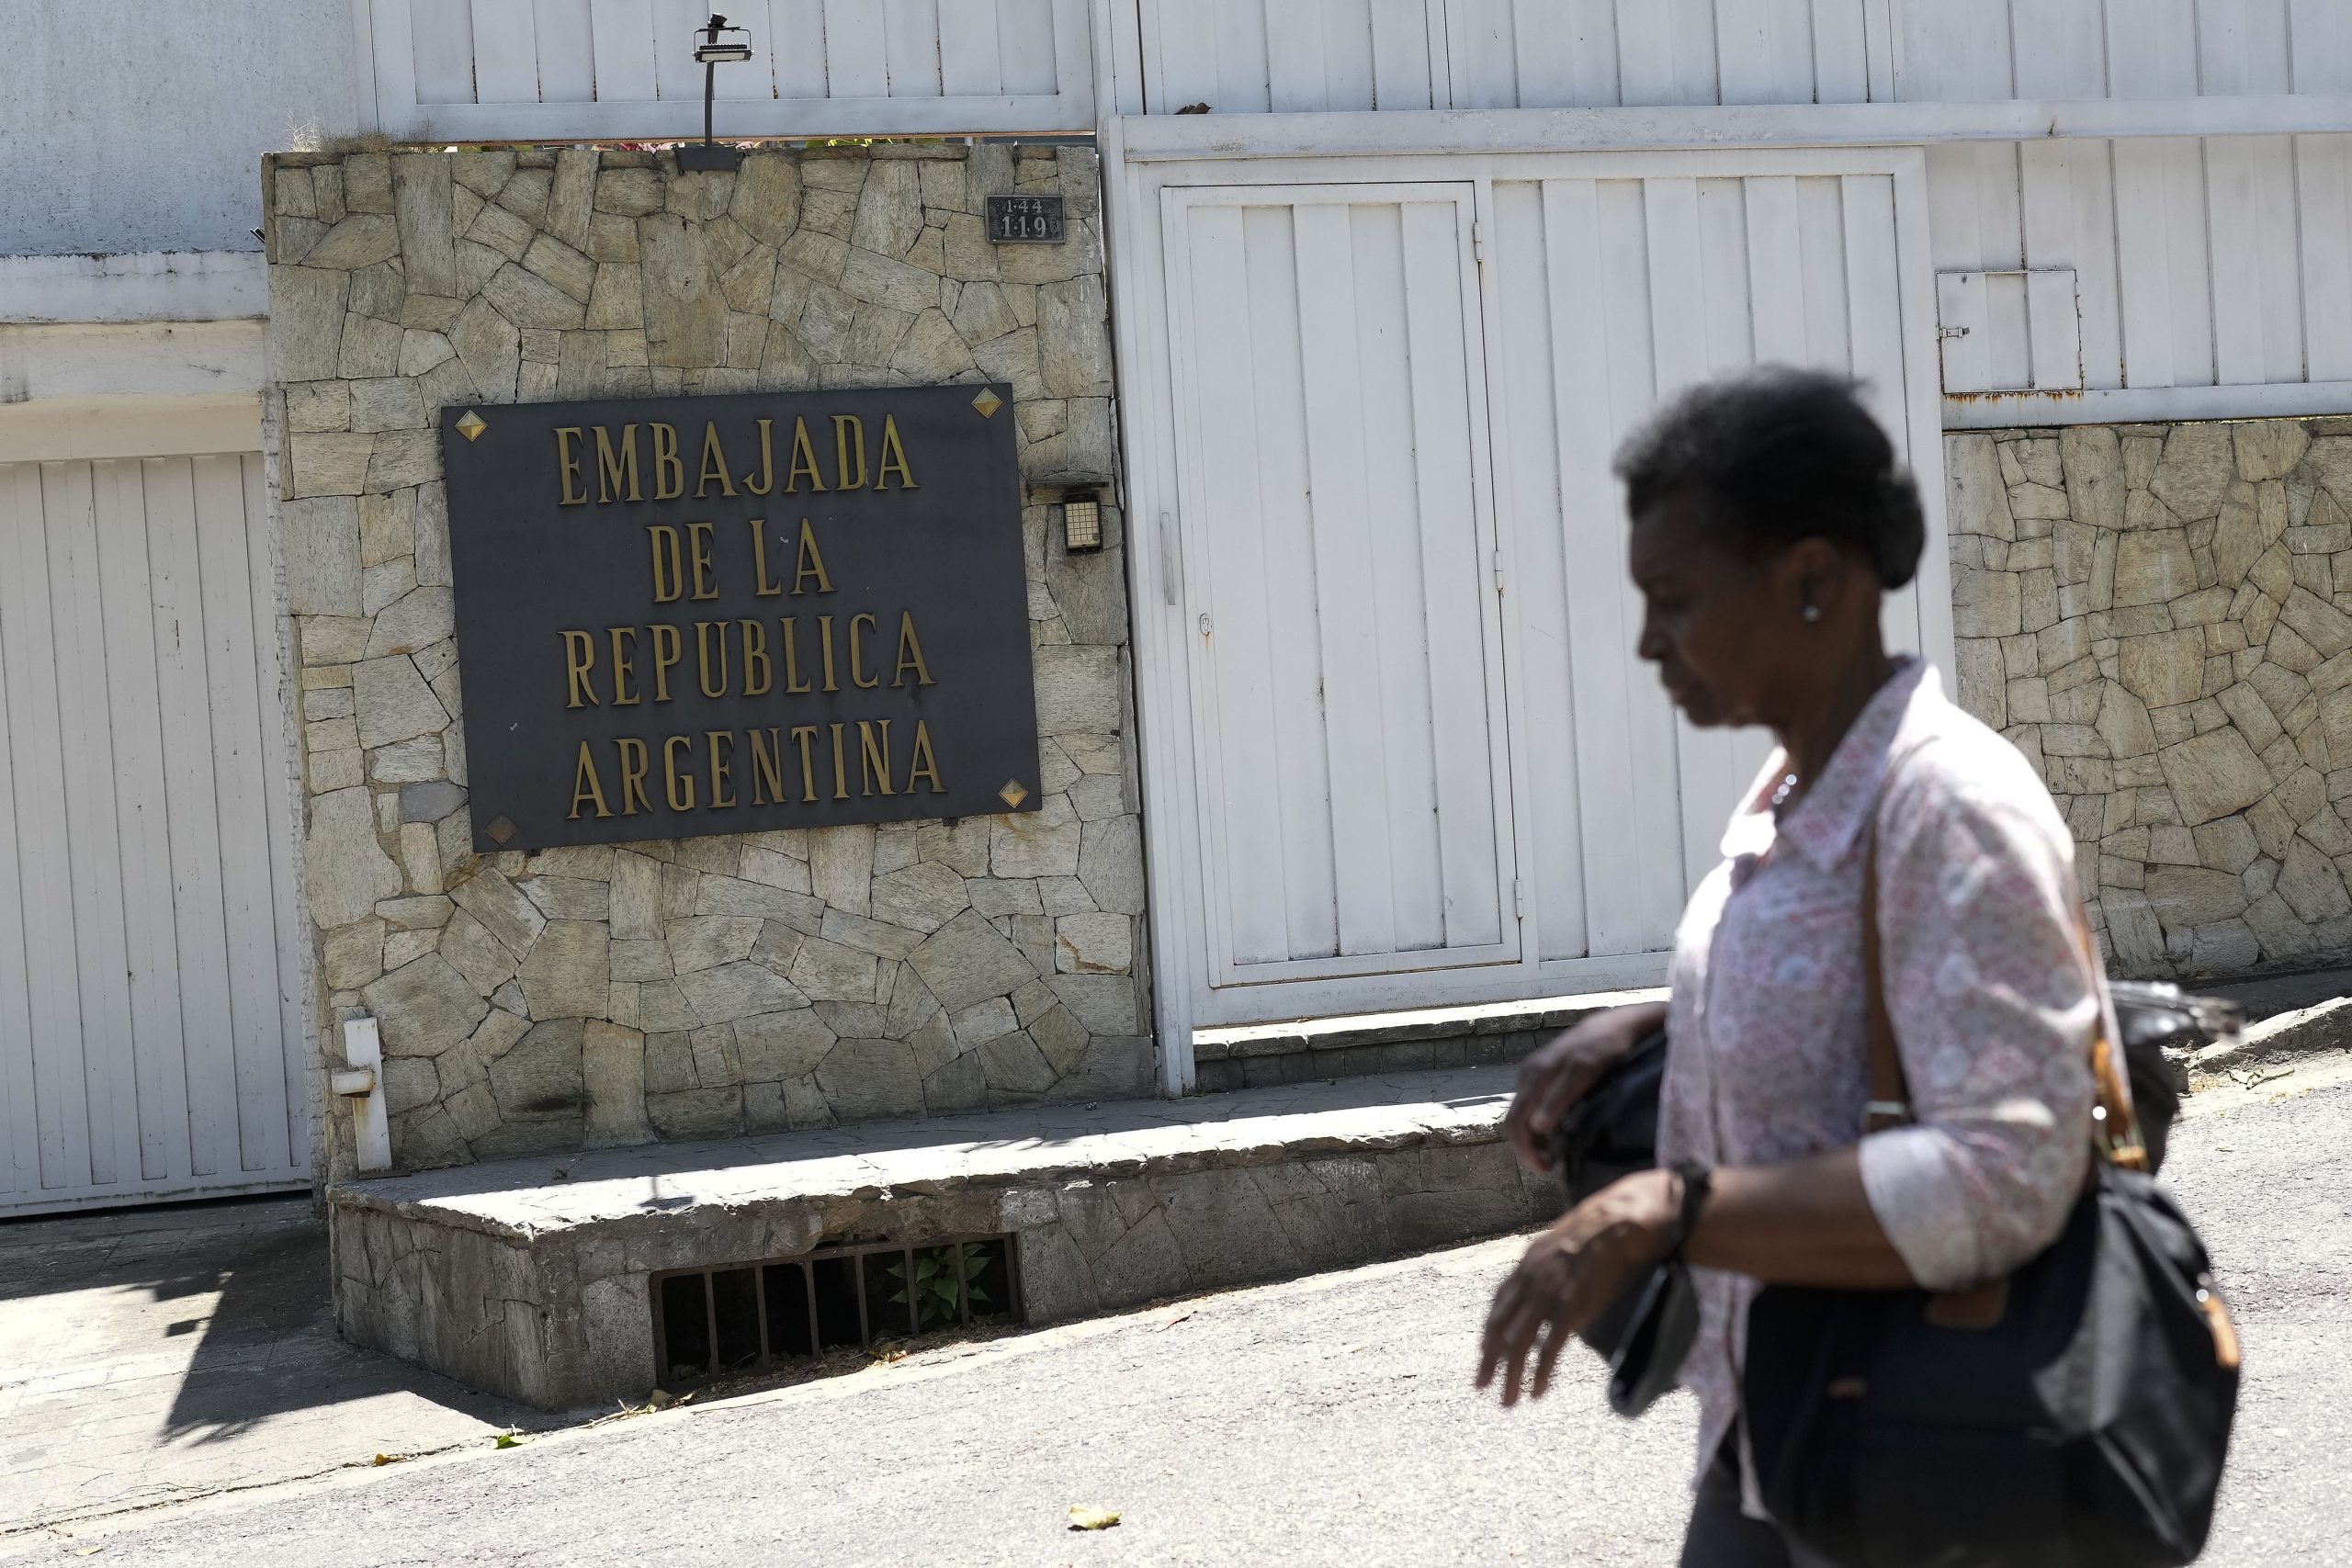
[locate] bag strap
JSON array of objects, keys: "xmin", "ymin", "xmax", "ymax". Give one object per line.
[{"xmin": 1859, "ymin": 811, "xmax": 2146, "ymax": 1168}]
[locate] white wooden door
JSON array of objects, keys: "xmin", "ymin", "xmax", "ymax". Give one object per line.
[
  {"xmin": 0, "ymin": 454, "xmax": 311, "ymax": 1215},
  {"xmin": 1161, "ymin": 183, "xmax": 1521, "ymax": 992},
  {"xmin": 1483, "ymin": 168, "xmax": 1940, "ymax": 949}
]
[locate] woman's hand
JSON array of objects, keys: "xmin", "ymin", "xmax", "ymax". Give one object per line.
[
  {"xmin": 1475, "ymin": 1168, "xmax": 1679, "ymax": 1407},
  {"xmin": 1500, "ymin": 1000, "xmax": 1668, "ymax": 1173}
]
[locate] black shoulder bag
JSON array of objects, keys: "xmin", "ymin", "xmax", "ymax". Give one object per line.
[{"xmin": 1741, "ymin": 828, "xmax": 2243, "ymax": 1567}]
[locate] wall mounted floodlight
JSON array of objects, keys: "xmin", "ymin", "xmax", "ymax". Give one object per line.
[
  {"xmin": 1060, "ymin": 487, "xmax": 1106, "ymax": 554},
  {"xmin": 678, "ymin": 13, "xmax": 752, "ymax": 172}
]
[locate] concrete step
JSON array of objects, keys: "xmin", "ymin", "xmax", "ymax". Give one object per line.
[
  {"xmin": 330, "ymin": 1065, "xmax": 1560, "ymax": 1411},
  {"xmin": 1190, "ymin": 987, "xmax": 1664, "ymax": 1092}
]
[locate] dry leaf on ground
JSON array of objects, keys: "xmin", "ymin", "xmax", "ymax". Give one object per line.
[{"xmin": 1067, "ymin": 1505, "xmax": 1123, "ymax": 1531}]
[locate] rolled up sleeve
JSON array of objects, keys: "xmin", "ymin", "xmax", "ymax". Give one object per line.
[{"xmin": 1854, "ymin": 761, "xmax": 2098, "ymax": 1292}]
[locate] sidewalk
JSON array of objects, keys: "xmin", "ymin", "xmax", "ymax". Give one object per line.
[{"xmin": 0, "ymin": 1197, "xmax": 539, "ymax": 1537}]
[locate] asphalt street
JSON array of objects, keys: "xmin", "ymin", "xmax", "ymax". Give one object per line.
[{"xmin": 9, "ymin": 1057, "xmax": 2348, "ymax": 1568}]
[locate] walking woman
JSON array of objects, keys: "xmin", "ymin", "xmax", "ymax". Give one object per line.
[{"xmin": 1476, "ymin": 369, "xmax": 2105, "ymax": 1564}]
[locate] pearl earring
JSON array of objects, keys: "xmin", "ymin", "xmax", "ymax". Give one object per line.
[{"xmin": 1802, "ymin": 603, "xmax": 1822, "ymax": 623}]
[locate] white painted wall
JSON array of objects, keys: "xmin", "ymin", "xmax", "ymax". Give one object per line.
[{"xmin": 0, "ymin": 0, "xmax": 359, "ymax": 258}]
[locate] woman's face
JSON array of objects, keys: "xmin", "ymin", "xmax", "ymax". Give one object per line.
[{"xmin": 1628, "ymin": 487, "xmax": 1810, "ymax": 729}]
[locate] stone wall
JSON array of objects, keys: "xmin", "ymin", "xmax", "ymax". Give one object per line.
[
  {"xmin": 1947, "ymin": 415, "xmax": 2352, "ymax": 978},
  {"xmin": 265, "ymin": 141, "xmax": 1149, "ymax": 1179}
]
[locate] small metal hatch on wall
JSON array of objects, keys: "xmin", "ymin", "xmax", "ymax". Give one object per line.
[
  {"xmin": 651, "ymin": 1234, "xmax": 1020, "ymax": 1387},
  {"xmin": 1937, "ymin": 268, "xmax": 2083, "ymax": 394}
]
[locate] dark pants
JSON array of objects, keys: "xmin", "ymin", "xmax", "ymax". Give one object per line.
[{"xmin": 1679, "ymin": 1438, "xmax": 1827, "ymax": 1568}]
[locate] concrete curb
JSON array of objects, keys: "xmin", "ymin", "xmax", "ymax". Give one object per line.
[{"xmin": 2191, "ymin": 994, "xmax": 2352, "ymax": 1075}]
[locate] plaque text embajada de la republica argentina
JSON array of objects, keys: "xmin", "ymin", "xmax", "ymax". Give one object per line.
[{"xmin": 438, "ymin": 385, "xmax": 1040, "ymax": 851}]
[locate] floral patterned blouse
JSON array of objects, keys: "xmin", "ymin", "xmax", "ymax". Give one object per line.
[{"xmin": 1657, "ymin": 657, "xmax": 2104, "ymax": 1511}]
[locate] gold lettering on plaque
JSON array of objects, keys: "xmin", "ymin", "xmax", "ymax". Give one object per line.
[
  {"xmin": 695, "ymin": 620, "xmax": 729, "ymax": 698},
  {"xmin": 779, "ymin": 616, "xmax": 812, "ymax": 694},
  {"xmin": 747, "ymin": 517, "xmax": 784, "ymax": 595},
  {"xmin": 857, "ymin": 719, "xmax": 894, "ymax": 796},
  {"xmin": 560, "ymin": 630, "xmax": 598, "ymax": 707},
  {"xmin": 648, "ymin": 525, "xmax": 684, "ymax": 603},
  {"xmin": 849, "ymin": 612, "xmax": 880, "ymax": 690},
  {"xmin": 748, "ymin": 727, "xmax": 786, "ymax": 806},
  {"xmin": 832, "ymin": 414, "xmax": 867, "ymax": 491},
  {"xmin": 651, "ymin": 422, "xmax": 685, "ymax": 500},
  {"xmin": 555, "ymin": 427, "xmax": 588, "ymax": 505},
  {"xmin": 695, "ymin": 423, "xmax": 737, "ymax": 499},
  {"xmin": 686, "ymin": 521, "xmax": 719, "ymax": 601},
  {"xmin": 827, "ymin": 721, "xmax": 851, "ymax": 800},
  {"xmin": 892, "ymin": 612, "xmax": 933, "ymax": 687},
  {"xmin": 663, "ymin": 735, "xmax": 697, "ymax": 810},
  {"xmin": 740, "ymin": 619, "xmax": 773, "ymax": 696},
  {"xmin": 596, "ymin": 424, "xmax": 641, "ymax": 502},
  {"xmin": 744, "ymin": 418, "xmax": 775, "ymax": 496},
  {"xmin": 788, "ymin": 725, "xmax": 820, "ymax": 803},
  {"xmin": 785, "ymin": 418, "xmax": 826, "ymax": 493},
  {"xmin": 706, "ymin": 729, "xmax": 737, "ymax": 808},
  {"xmin": 906, "ymin": 719, "xmax": 944, "ymax": 794},
  {"xmin": 875, "ymin": 414, "xmax": 916, "ymax": 490},
  {"xmin": 569, "ymin": 741, "xmax": 614, "ymax": 818},
  {"xmin": 650, "ymin": 623, "xmax": 683, "ymax": 702},
  {"xmin": 791, "ymin": 519, "xmax": 833, "ymax": 595},
  {"xmin": 608, "ymin": 626, "xmax": 641, "ymax": 706},
  {"xmin": 616, "ymin": 737, "xmax": 652, "ymax": 814}
]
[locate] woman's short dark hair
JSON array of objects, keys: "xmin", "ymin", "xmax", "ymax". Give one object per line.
[{"xmin": 1611, "ymin": 367, "xmax": 1926, "ymax": 590}]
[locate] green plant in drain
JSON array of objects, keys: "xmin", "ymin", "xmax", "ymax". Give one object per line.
[{"xmin": 885, "ymin": 1243, "xmax": 991, "ymax": 1329}]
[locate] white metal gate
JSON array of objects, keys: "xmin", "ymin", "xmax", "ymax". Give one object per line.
[
  {"xmin": 0, "ymin": 454, "xmax": 311, "ymax": 1215},
  {"xmin": 1120, "ymin": 148, "xmax": 1950, "ymax": 1070}
]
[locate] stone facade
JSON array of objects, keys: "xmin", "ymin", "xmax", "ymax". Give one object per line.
[
  {"xmin": 266, "ymin": 142, "xmax": 1148, "ymax": 1178},
  {"xmin": 1947, "ymin": 416, "xmax": 2352, "ymax": 978}
]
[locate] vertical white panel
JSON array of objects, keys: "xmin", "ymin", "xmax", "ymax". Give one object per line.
[
  {"xmin": 883, "ymin": 0, "xmax": 943, "ymax": 96},
  {"xmin": 1718, "ymin": 0, "xmax": 1815, "ymax": 105},
  {"xmin": 246, "ymin": 457, "xmax": 311, "ymax": 1164},
  {"xmin": 2112, "ymin": 138, "xmax": 2178, "ymax": 388},
  {"xmin": 1488, "ymin": 181, "xmax": 1588, "ymax": 958},
  {"xmin": 1351, "ymin": 203, "xmax": 1447, "ymax": 948},
  {"xmin": 1266, "ymin": 0, "xmax": 1331, "ymax": 109},
  {"xmin": 1616, "ymin": 0, "xmax": 1677, "ymax": 105},
  {"xmin": 2019, "ymin": 139, "xmax": 2124, "ymax": 389},
  {"xmin": 1448, "ymin": 0, "xmax": 1521, "ymax": 108},
  {"xmin": 189, "ymin": 457, "xmax": 290, "ymax": 1172},
  {"xmin": 1316, "ymin": 0, "xmax": 1379, "ymax": 108},
  {"xmin": 2025, "ymin": 268, "xmax": 2084, "ymax": 389},
  {"xmin": 2105, "ymin": 0, "xmax": 2199, "ymax": 96},
  {"xmin": 2208, "ymin": 135, "xmax": 2303, "ymax": 384},
  {"xmin": 589, "ymin": 0, "xmax": 659, "ymax": 100},
  {"xmin": 1667, "ymin": 0, "xmax": 1719, "ymax": 105},
  {"xmin": 1984, "ymin": 270, "xmax": 2031, "ymax": 389},
  {"xmin": 2299, "ymin": 134, "xmax": 2352, "ymax": 382},
  {"xmin": 94, "ymin": 462, "xmax": 188, "ymax": 1184},
  {"xmin": 995, "ymin": 0, "xmax": 1060, "ymax": 96},
  {"xmin": 1795, "ymin": 174, "xmax": 1854, "ymax": 369},
  {"xmin": 1812, "ymin": 0, "xmax": 1868, "ymax": 101},
  {"xmin": 1510, "ymin": 0, "xmax": 1577, "ymax": 107},
  {"xmin": 144, "ymin": 459, "xmax": 239, "ymax": 1182},
  {"xmin": 1291, "ymin": 204, "xmax": 1395, "ymax": 953},
  {"xmin": 470, "ymin": 0, "xmax": 543, "ymax": 103},
  {"xmin": 43, "ymin": 462, "xmax": 133, "ymax": 1190},
  {"xmin": 819, "ymin": 0, "xmax": 889, "ymax": 94},
  {"xmin": 2197, "ymin": 0, "xmax": 2290, "ymax": 96},
  {"xmin": 1547, "ymin": 176, "xmax": 1684, "ymax": 953},
  {"xmin": 1398, "ymin": 199, "xmax": 1508, "ymax": 949},
  {"xmin": 1745, "ymin": 175, "xmax": 1810, "ymax": 363},
  {"xmin": 1937, "ymin": 271, "xmax": 1993, "ymax": 392},
  {"xmin": 770, "ymin": 0, "xmax": 832, "ymax": 99},
  {"xmin": 1899, "ymin": 0, "xmax": 2010, "ymax": 102},
  {"xmin": 2008, "ymin": 0, "xmax": 2106, "ymax": 97},
  {"xmin": 1148, "ymin": 0, "xmax": 1222, "ymax": 109},
  {"xmin": 2250, "ymin": 135, "xmax": 2307, "ymax": 382},
  {"xmin": 534, "ymin": 0, "xmax": 599, "ymax": 101},
  {"xmin": 2290, "ymin": 0, "xmax": 2352, "ymax": 93},
  {"xmin": 936, "ymin": 1, "xmax": 1001, "ymax": 94},
  {"xmin": 1368, "ymin": 0, "xmax": 1438, "ymax": 107},
  {"xmin": 1566, "ymin": 0, "xmax": 1622, "ymax": 105},
  {"xmin": 410, "ymin": 0, "xmax": 480, "ymax": 102},
  {"xmin": 0, "ymin": 464, "xmax": 90, "ymax": 1193},
  {"xmin": 1842, "ymin": 175, "xmax": 1910, "ymax": 449},
  {"xmin": 0, "ymin": 472, "xmax": 36, "ymax": 1200},
  {"xmin": 652, "ymin": 0, "xmax": 711, "ymax": 98}
]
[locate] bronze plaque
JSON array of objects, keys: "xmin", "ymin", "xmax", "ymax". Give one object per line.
[{"xmin": 437, "ymin": 385, "xmax": 1039, "ymax": 851}]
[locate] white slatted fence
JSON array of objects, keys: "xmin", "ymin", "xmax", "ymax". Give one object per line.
[
  {"xmin": 362, "ymin": 0, "xmax": 1094, "ymax": 140},
  {"xmin": 0, "ymin": 454, "xmax": 310, "ymax": 1215}
]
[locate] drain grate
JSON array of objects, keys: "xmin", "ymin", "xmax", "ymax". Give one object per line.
[{"xmin": 651, "ymin": 1235, "xmax": 1019, "ymax": 1385}]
